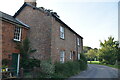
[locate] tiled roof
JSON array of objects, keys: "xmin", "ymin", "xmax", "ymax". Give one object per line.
[{"xmin": 0, "ymin": 11, "xmax": 30, "ymax": 28}]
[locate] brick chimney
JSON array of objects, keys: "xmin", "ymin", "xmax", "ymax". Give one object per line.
[{"xmin": 24, "ymin": 0, "xmax": 37, "ymax": 7}]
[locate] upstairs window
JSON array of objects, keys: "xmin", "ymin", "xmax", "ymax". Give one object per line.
[
  {"xmin": 77, "ymin": 38, "xmax": 80, "ymax": 46},
  {"xmin": 60, "ymin": 50, "xmax": 65, "ymax": 63},
  {"xmin": 14, "ymin": 27, "xmax": 21, "ymax": 41},
  {"xmin": 60, "ymin": 26, "xmax": 65, "ymax": 39}
]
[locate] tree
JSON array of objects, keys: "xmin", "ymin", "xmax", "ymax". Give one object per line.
[
  {"xmin": 83, "ymin": 46, "xmax": 92, "ymax": 53},
  {"xmin": 86, "ymin": 49, "xmax": 98, "ymax": 63},
  {"xmin": 15, "ymin": 38, "xmax": 38, "ymax": 68},
  {"xmin": 99, "ymin": 36, "xmax": 119, "ymax": 65},
  {"xmin": 16, "ymin": 38, "xmax": 36, "ymax": 58}
]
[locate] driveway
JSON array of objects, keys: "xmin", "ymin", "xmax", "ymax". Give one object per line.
[{"xmin": 69, "ymin": 64, "xmax": 119, "ymax": 78}]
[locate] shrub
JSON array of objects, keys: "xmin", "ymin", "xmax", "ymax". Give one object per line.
[
  {"xmin": 20, "ymin": 58, "xmax": 40, "ymax": 69},
  {"xmin": 53, "ymin": 53, "xmax": 88, "ymax": 78},
  {"xmin": 78, "ymin": 53, "xmax": 88, "ymax": 70},
  {"xmin": 2, "ymin": 59, "xmax": 9, "ymax": 66},
  {"xmin": 39, "ymin": 60, "xmax": 55, "ymax": 78},
  {"xmin": 54, "ymin": 61, "xmax": 81, "ymax": 78}
]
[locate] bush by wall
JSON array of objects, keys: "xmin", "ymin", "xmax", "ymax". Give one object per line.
[
  {"xmin": 20, "ymin": 53, "xmax": 87, "ymax": 78},
  {"xmin": 53, "ymin": 61, "xmax": 79, "ymax": 78},
  {"xmin": 20, "ymin": 58, "xmax": 41, "ymax": 69},
  {"xmin": 39, "ymin": 60, "xmax": 55, "ymax": 78},
  {"xmin": 79, "ymin": 53, "xmax": 88, "ymax": 70},
  {"xmin": 52, "ymin": 53, "xmax": 88, "ymax": 78}
]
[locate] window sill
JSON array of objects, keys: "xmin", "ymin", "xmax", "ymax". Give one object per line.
[
  {"xmin": 77, "ymin": 45, "xmax": 80, "ymax": 47},
  {"xmin": 60, "ymin": 37, "xmax": 65, "ymax": 40},
  {"xmin": 13, "ymin": 39, "xmax": 21, "ymax": 42}
]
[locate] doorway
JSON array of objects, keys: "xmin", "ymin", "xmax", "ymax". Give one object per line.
[
  {"xmin": 73, "ymin": 51, "xmax": 76, "ymax": 61},
  {"xmin": 11, "ymin": 53, "xmax": 20, "ymax": 76}
]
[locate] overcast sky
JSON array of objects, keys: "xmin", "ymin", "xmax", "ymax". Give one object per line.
[{"xmin": 0, "ymin": 0, "xmax": 119, "ymax": 48}]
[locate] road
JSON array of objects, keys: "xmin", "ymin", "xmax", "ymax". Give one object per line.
[{"xmin": 69, "ymin": 64, "xmax": 119, "ymax": 78}]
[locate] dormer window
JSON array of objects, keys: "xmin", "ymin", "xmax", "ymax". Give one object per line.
[
  {"xmin": 60, "ymin": 26, "xmax": 65, "ymax": 39},
  {"xmin": 14, "ymin": 27, "xmax": 21, "ymax": 41}
]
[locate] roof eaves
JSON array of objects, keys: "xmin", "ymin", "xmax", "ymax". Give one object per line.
[
  {"xmin": 52, "ymin": 14, "xmax": 83, "ymax": 39},
  {"xmin": 15, "ymin": 18, "xmax": 30, "ymax": 28},
  {"xmin": 1, "ymin": 17, "xmax": 30, "ymax": 29},
  {"xmin": 0, "ymin": 11, "xmax": 30, "ymax": 28}
]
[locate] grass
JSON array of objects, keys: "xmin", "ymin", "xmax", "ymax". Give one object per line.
[
  {"xmin": 87, "ymin": 61, "xmax": 120, "ymax": 69},
  {"xmin": 87, "ymin": 61, "xmax": 100, "ymax": 64},
  {"xmin": 105, "ymin": 64, "xmax": 120, "ymax": 69}
]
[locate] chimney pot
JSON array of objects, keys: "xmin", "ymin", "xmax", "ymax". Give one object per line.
[{"xmin": 24, "ymin": 0, "xmax": 37, "ymax": 7}]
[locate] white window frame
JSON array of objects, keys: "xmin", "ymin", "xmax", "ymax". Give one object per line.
[
  {"xmin": 14, "ymin": 27, "xmax": 21, "ymax": 41},
  {"xmin": 60, "ymin": 51, "xmax": 65, "ymax": 63},
  {"xmin": 78, "ymin": 53, "xmax": 80, "ymax": 60},
  {"xmin": 77, "ymin": 38, "xmax": 80, "ymax": 46},
  {"xmin": 70, "ymin": 51, "xmax": 72, "ymax": 60},
  {"xmin": 60, "ymin": 26, "xmax": 65, "ymax": 39}
]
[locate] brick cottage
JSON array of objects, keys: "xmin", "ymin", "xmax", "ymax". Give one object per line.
[
  {"xmin": 0, "ymin": 11, "xmax": 29, "ymax": 61},
  {"xmin": 0, "ymin": 0, "xmax": 83, "ymax": 68}
]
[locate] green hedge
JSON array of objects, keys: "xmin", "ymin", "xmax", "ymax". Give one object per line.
[
  {"xmin": 54, "ymin": 61, "xmax": 78, "ymax": 78},
  {"xmin": 53, "ymin": 53, "xmax": 88, "ymax": 78},
  {"xmin": 21, "ymin": 53, "xmax": 87, "ymax": 78},
  {"xmin": 53, "ymin": 60, "xmax": 87, "ymax": 78}
]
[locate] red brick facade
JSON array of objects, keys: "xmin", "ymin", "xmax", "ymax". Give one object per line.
[
  {"xmin": 0, "ymin": 20, "xmax": 2, "ymax": 67},
  {"xmin": 1, "ymin": 20, "xmax": 28, "ymax": 60}
]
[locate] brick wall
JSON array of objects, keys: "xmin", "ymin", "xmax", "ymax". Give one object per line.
[
  {"xmin": 0, "ymin": 20, "xmax": 2, "ymax": 69},
  {"xmin": 15, "ymin": 5, "xmax": 83, "ymax": 63},
  {"xmin": 2, "ymin": 20, "xmax": 28, "ymax": 60},
  {"xmin": 51, "ymin": 17, "xmax": 83, "ymax": 63},
  {"xmin": 16, "ymin": 6, "xmax": 52, "ymax": 60}
]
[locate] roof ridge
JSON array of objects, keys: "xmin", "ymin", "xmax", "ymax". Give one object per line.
[
  {"xmin": 0, "ymin": 11, "xmax": 13, "ymax": 18},
  {"xmin": 0, "ymin": 11, "xmax": 30, "ymax": 28}
]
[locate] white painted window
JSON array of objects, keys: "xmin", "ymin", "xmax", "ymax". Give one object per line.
[
  {"xmin": 14, "ymin": 27, "xmax": 21, "ymax": 41},
  {"xmin": 77, "ymin": 38, "xmax": 80, "ymax": 46},
  {"xmin": 70, "ymin": 51, "xmax": 72, "ymax": 60},
  {"xmin": 60, "ymin": 51, "xmax": 65, "ymax": 63},
  {"xmin": 78, "ymin": 53, "xmax": 80, "ymax": 60},
  {"xmin": 60, "ymin": 26, "xmax": 65, "ymax": 39}
]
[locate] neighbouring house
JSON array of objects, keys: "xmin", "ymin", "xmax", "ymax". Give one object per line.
[
  {"xmin": 0, "ymin": 11, "xmax": 29, "ymax": 74},
  {"xmin": 13, "ymin": 0, "xmax": 83, "ymax": 63},
  {"xmin": 1, "ymin": 0, "xmax": 83, "ymax": 67}
]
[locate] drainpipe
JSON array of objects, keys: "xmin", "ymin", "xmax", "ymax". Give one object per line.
[{"xmin": 17, "ymin": 54, "xmax": 20, "ymax": 76}]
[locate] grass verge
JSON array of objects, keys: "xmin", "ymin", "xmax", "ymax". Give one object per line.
[{"xmin": 87, "ymin": 61, "xmax": 120, "ymax": 69}]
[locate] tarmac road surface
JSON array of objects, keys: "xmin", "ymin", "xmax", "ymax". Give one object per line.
[{"xmin": 69, "ymin": 64, "xmax": 119, "ymax": 78}]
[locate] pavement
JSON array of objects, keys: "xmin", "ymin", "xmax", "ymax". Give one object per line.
[{"xmin": 69, "ymin": 64, "xmax": 119, "ymax": 79}]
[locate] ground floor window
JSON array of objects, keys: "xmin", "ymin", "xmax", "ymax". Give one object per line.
[
  {"xmin": 70, "ymin": 51, "xmax": 72, "ymax": 60},
  {"xmin": 78, "ymin": 53, "xmax": 80, "ymax": 60},
  {"xmin": 60, "ymin": 51, "xmax": 65, "ymax": 63}
]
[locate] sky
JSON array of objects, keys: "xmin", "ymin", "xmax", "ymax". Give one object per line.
[{"xmin": 0, "ymin": 0, "xmax": 119, "ymax": 48}]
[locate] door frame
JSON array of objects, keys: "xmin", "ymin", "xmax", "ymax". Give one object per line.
[{"xmin": 12, "ymin": 53, "xmax": 20, "ymax": 76}]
